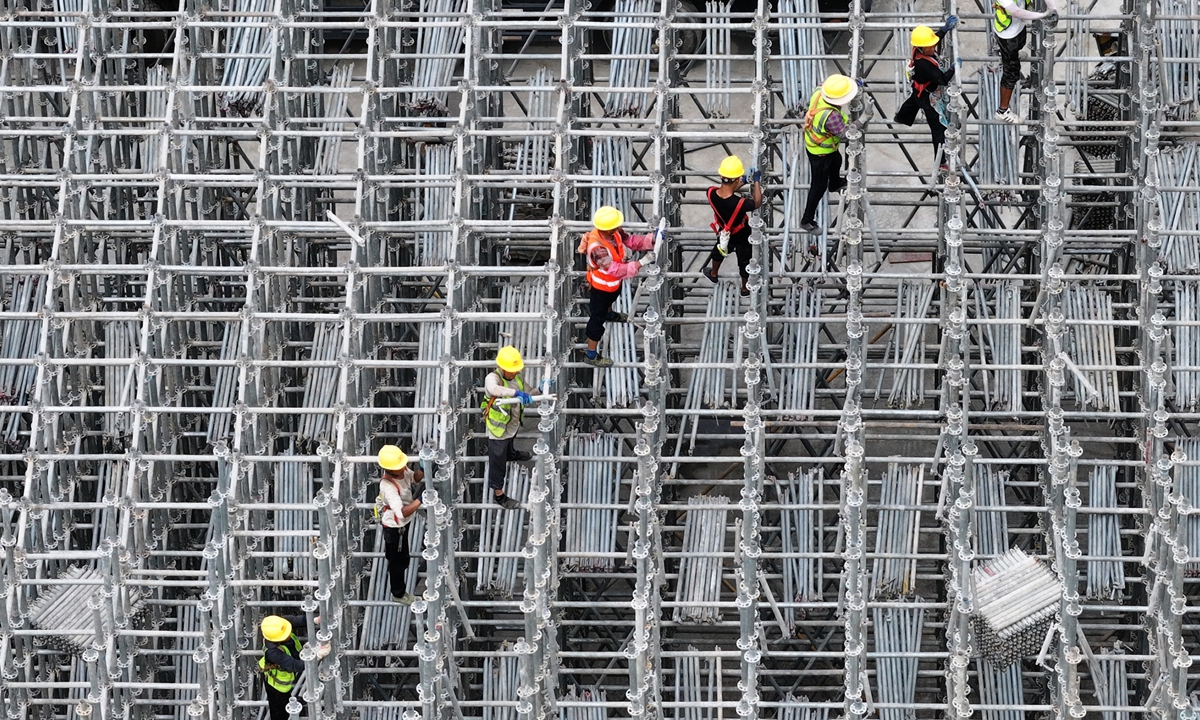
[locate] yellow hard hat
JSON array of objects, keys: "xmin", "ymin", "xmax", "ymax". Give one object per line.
[
  {"xmin": 496, "ymin": 345, "xmax": 524, "ymax": 373},
  {"xmin": 592, "ymin": 206, "xmax": 624, "ymax": 232},
  {"xmin": 261, "ymin": 615, "xmax": 292, "ymax": 643},
  {"xmin": 718, "ymin": 155, "xmax": 745, "ymax": 179},
  {"xmin": 378, "ymin": 444, "xmax": 408, "ymax": 471},
  {"xmin": 821, "ymin": 74, "xmax": 859, "ymax": 106},
  {"xmin": 910, "ymin": 25, "xmax": 939, "ymax": 48}
]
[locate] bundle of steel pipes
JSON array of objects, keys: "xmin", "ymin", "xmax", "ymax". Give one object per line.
[
  {"xmin": 604, "ymin": 0, "xmax": 655, "ymax": 117},
  {"xmin": 563, "ymin": 433, "xmax": 623, "ymax": 572},
  {"xmin": 779, "ymin": 127, "xmax": 818, "ymax": 265},
  {"xmin": 1086, "ymin": 465, "xmax": 1125, "ymax": 599},
  {"xmin": 104, "ymin": 320, "xmax": 137, "ymax": 439},
  {"xmin": 359, "ymin": 514, "xmax": 425, "ymax": 651},
  {"xmin": 673, "ymin": 649, "xmax": 721, "ymax": 720},
  {"xmin": 871, "ymin": 604, "xmax": 924, "ymax": 720},
  {"xmin": 776, "ymin": 0, "xmax": 826, "ymax": 115},
  {"xmin": 297, "ymin": 321, "xmax": 342, "ymax": 447},
  {"xmin": 879, "ymin": 280, "xmax": 935, "ymax": 409},
  {"xmin": 476, "ymin": 466, "xmax": 531, "ymax": 597},
  {"xmin": 507, "ymin": 68, "xmax": 555, "ymax": 222},
  {"xmin": 974, "ymin": 657, "xmax": 1024, "ymax": 720},
  {"xmin": 970, "ymin": 548, "xmax": 1063, "ymax": 665},
  {"xmin": 1176, "ymin": 439, "xmax": 1200, "ymax": 577},
  {"xmin": 482, "ymin": 647, "xmax": 520, "ymax": 720},
  {"xmin": 1160, "ymin": 0, "xmax": 1200, "ymax": 120},
  {"xmin": 561, "ymin": 686, "xmax": 608, "ymax": 720},
  {"xmin": 206, "ymin": 321, "xmax": 241, "ymax": 446},
  {"xmin": 779, "ymin": 469, "xmax": 820, "ymax": 633},
  {"xmin": 1063, "ymin": 283, "xmax": 1119, "ymax": 411},
  {"xmin": 409, "ymin": 0, "xmax": 468, "ymax": 112},
  {"xmin": 0, "ymin": 275, "xmax": 41, "ymax": 450},
  {"xmin": 672, "ymin": 495, "xmax": 728, "ymax": 624},
  {"xmin": 412, "ymin": 321, "xmax": 445, "ymax": 449},
  {"xmin": 703, "ymin": 1, "xmax": 732, "ymax": 119},
  {"xmin": 778, "ymin": 696, "xmax": 829, "ymax": 720},
  {"xmin": 593, "ymin": 286, "xmax": 641, "ymax": 409},
  {"xmin": 976, "ymin": 67, "xmax": 1021, "ymax": 199},
  {"xmin": 417, "ymin": 144, "xmax": 456, "ymax": 265},
  {"xmin": 499, "ymin": 280, "xmax": 548, "ymax": 363},
  {"xmin": 28, "ymin": 566, "xmax": 145, "ymax": 656},
  {"xmin": 974, "ymin": 282, "xmax": 1023, "ymax": 414},
  {"xmin": 312, "ymin": 64, "xmax": 355, "ymax": 177},
  {"xmin": 218, "ymin": 0, "xmax": 275, "ymax": 116},
  {"xmin": 273, "ymin": 453, "xmax": 315, "ymax": 583},
  {"xmin": 972, "ymin": 466, "xmax": 1011, "ymax": 559},
  {"xmin": 777, "ymin": 283, "xmax": 821, "ymax": 417},
  {"xmin": 1157, "ymin": 145, "xmax": 1200, "ymax": 274},
  {"xmin": 675, "ymin": 280, "xmax": 741, "ymax": 458},
  {"xmin": 1097, "ymin": 645, "xmax": 1131, "ymax": 720},
  {"xmin": 870, "ymin": 464, "xmax": 922, "ymax": 598},
  {"xmin": 1173, "ymin": 280, "xmax": 1200, "ymax": 409}
]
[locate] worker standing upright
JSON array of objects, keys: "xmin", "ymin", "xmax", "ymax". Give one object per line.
[
  {"xmin": 991, "ymin": 0, "xmax": 1058, "ymax": 123},
  {"xmin": 482, "ymin": 346, "xmax": 533, "ymax": 509},
  {"xmin": 259, "ymin": 614, "xmax": 328, "ymax": 720},
  {"xmin": 376, "ymin": 445, "xmax": 424, "ymax": 603},
  {"xmin": 799, "ymin": 74, "xmax": 865, "ymax": 236},
  {"xmin": 576, "ymin": 206, "xmax": 658, "ymax": 367},
  {"xmin": 703, "ymin": 155, "xmax": 762, "ymax": 297},
  {"xmin": 894, "ymin": 18, "xmax": 959, "ymax": 168}
]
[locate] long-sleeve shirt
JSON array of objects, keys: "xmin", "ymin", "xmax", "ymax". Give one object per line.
[
  {"xmin": 580, "ymin": 230, "xmax": 655, "ymax": 281},
  {"xmin": 820, "ymin": 109, "xmax": 849, "ymax": 142},
  {"xmin": 262, "ymin": 614, "xmax": 307, "ymax": 674},
  {"xmin": 911, "ymin": 35, "xmax": 955, "ymax": 95},
  {"xmin": 994, "ymin": 0, "xmax": 1057, "ymax": 38},
  {"xmin": 378, "ymin": 470, "xmax": 416, "ymax": 528},
  {"xmin": 485, "ymin": 371, "xmax": 524, "ymax": 440}
]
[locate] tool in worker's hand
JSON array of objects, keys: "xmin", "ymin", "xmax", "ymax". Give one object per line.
[{"xmin": 495, "ymin": 393, "xmax": 557, "ymax": 407}]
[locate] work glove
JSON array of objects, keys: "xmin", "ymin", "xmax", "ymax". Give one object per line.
[
  {"xmin": 316, "ymin": 644, "xmax": 331, "ymax": 659},
  {"xmin": 655, "ymin": 229, "xmax": 669, "ymax": 243},
  {"xmin": 855, "ymin": 77, "xmax": 864, "ymax": 89},
  {"xmin": 745, "ymin": 168, "xmax": 762, "ymax": 184},
  {"xmin": 941, "ymin": 14, "xmax": 958, "ymax": 31},
  {"xmin": 410, "ymin": 481, "xmax": 425, "ymax": 499},
  {"xmin": 515, "ymin": 390, "xmax": 533, "ymax": 405},
  {"xmin": 848, "ymin": 119, "xmax": 865, "ymax": 133},
  {"xmin": 639, "ymin": 251, "xmax": 657, "ymax": 266}
]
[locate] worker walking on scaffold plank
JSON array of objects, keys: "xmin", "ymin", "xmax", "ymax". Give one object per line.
[
  {"xmin": 894, "ymin": 17, "xmax": 959, "ymax": 170},
  {"xmin": 800, "ymin": 74, "xmax": 867, "ymax": 236},
  {"xmin": 576, "ymin": 206, "xmax": 659, "ymax": 367},
  {"xmin": 482, "ymin": 346, "xmax": 533, "ymax": 509},
  {"xmin": 991, "ymin": 0, "xmax": 1058, "ymax": 123},
  {"xmin": 703, "ymin": 155, "xmax": 762, "ymax": 297}
]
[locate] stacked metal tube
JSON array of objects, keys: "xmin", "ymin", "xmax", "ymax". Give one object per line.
[
  {"xmin": 779, "ymin": 469, "xmax": 820, "ymax": 634},
  {"xmin": 1086, "ymin": 465, "xmax": 1125, "ymax": 599},
  {"xmin": 563, "ymin": 433, "xmax": 623, "ymax": 572},
  {"xmin": 673, "ymin": 496, "xmax": 728, "ymax": 624}
]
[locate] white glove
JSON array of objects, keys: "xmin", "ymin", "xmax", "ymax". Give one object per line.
[
  {"xmin": 316, "ymin": 643, "xmax": 331, "ymax": 659},
  {"xmin": 639, "ymin": 251, "xmax": 657, "ymax": 267}
]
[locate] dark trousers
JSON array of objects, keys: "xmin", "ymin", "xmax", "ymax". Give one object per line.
[
  {"xmin": 586, "ymin": 287, "xmax": 621, "ymax": 342},
  {"xmin": 997, "ymin": 30, "xmax": 1026, "ymax": 90},
  {"xmin": 266, "ymin": 682, "xmax": 303, "ymax": 720},
  {"xmin": 896, "ymin": 91, "xmax": 945, "ymax": 159},
  {"xmin": 488, "ymin": 435, "xmax": 517, "ymax": 491},
  {"xmin": 708, "ymin": 234, "xmax": 752, "ymax": 281},
  {"xmin": 802, "ymin": 150, "xmax": 845, "ymax": 225},
  {"xmin": 382, "ymin": 525, "xmax": 410, "ymax": 598}
]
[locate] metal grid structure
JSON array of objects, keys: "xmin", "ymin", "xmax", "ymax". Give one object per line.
[{"xmin": 1, "ymin": 0, "xmax": 1199, "ymax": 718}]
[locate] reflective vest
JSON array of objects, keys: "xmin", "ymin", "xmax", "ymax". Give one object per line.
[
  {"xmin": 993, "ymin": 0, "xmax": 1032, "ymax": 33},
  {"xmin": 583, "ymin": 230, "xmax": 627, "ymax": 292},
  {"xmin": 803, "ymin": 91, "xmax": 848, "ymax": 156},
  {"xmin": 259, "ymin": 635, "xmax": 301, "ymax": 693},
  {"xmin": 481, "ymin": 374, "xmax": 524, "ymax": 438}
]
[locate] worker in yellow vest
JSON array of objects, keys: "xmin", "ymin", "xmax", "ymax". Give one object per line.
[
  {"xmin": 376, "ymin": 445, "xmax": 424, "ymax": 603},
  {"xmin": 576, "ymin": 206, "xmax": 658, "ymax": 367},
  {"xmin": 259, "ymin": 614, "xmax": 328, "ymax": 719},
  {"xmin": 800, "ymin": 74, "xmax": 865, "ymax": 235},
  {"xmin": 992, "ymin": 0, "xmax": 1058, "ymax": 123},
  {"xmin": 482, "ymin": 346, "xmax": 533, "ymax": 509}
]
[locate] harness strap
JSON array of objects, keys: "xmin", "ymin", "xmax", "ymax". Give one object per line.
[{"xmin": 706, "ymin": 188, "xmax": 749, "ymax": 235}]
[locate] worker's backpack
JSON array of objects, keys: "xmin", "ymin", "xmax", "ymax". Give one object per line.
[{"xmin": 706, "ymin": 188, "xmax": 747, "ymax": 256}]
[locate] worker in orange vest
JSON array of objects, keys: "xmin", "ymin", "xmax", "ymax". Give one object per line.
[{"xmin": 576, "ymin": 206, "xmax": 658, "ymax": 367}]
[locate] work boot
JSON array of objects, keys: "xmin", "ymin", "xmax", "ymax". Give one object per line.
[
  {"xmin": 607, "ymin": 311, "xmax": 628, "ymax": 323},
  {"xmin": 703, "ymin": 266, "xmax": 719, "ymax": 283},
  {"xmin": 393, "ymin": 593, "xmax": 416, "ymax": 605},
  {"xmin": 583, "ymin": 353, "xmax": 613, "ymax": 368},
  {"xmin": 511, "ymin": 450, "xmax": 532, "ymax": 462},
  {"xmin": 800, "ymin": 220, "xmax": 820, "ymax": 235},
  {"xmin": 740, "ymin": 285, "xmax": 750, "ymax": 298},
  {"xmin": 494, "ymin": 493, "xmax": 521, "ymax": 510}
]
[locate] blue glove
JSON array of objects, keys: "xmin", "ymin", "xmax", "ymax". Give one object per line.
[
  {"xmin": 942, "ymin": 15, "xmax": 958, "ymax": 31},
  {"xmin": 515, "ymin": 390, "xmax": 533, "ymax": 405},
  {"xmin": 855, "ymin": 77, "xmax": 864, "ymax": 88},
  {"xmin": 746, "ymin": 168, "xmax": 762, "ymax": 184}
]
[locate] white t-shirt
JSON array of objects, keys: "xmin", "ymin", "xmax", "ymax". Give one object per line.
[{"xmin": 378, "ymin": 469, "xmax": 416, "ymax": 528}]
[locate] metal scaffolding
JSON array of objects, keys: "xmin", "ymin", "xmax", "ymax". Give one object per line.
[{"xmin": 1, "ymin": 0, "xmax": 1199, "ymax": 717}]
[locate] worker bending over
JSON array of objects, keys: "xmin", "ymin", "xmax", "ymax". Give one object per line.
[
  {"xmin": 895, "ymin": 18, "xmax": 959, "ymax": 169},
  {"xmin": 259, "ymin": 614, "xmax": 328, "ymax": 719},
  {"xmin": 800, "ymin": 74, "xmax": 866, "ymax": 236},
  {"xmin": 482, "ymin": 346, "xmax": 533, "ymax": 509},
  {"xmin": 992, "ymin": 0, "xmax": 1058, "ymax": 123},
  {"xmin": 577, "ymin": 206, "xmax": 658, "ymax": 367},
  {"xmin": 376, "ymin": 445, "xmax": 424, "ymax": 603},
  {"xmin": 704, "ymin": 155, "xmax": 762, "ymax": 297}
]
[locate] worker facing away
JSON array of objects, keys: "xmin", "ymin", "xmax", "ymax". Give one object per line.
[
  {"xmin": 894, "ymin": 18, "xmax": 959, "ymax": 169},
  {"xmin": 992, "ymin": 0, "xmax": 1058, "ymax": 123},
  {"xmin": 482, "ymin": 346, "xmax": 533, "ymax": 509},
  {"xmin": 704, "ymin": 155, "xmax": 762, "ymax": 297},
  {"xmin": 376, "ymin": 444, "xmax": 424, "ymax": 603},
  {"xmin": 800, "ymin": 74, "xmax": 866, "ymax": 235},
  {"xmin": 577, "ymin": 206, "xmax": 659, "ymax": 367},
  {"xmin": 259, "ymin": 614, "xmax": 328, "ymax": 720}
]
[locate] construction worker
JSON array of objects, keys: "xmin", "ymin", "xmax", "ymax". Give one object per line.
[
  {"xmin": 259, "ymin": 614, "xmax": 328, "ymax": 719},
  {"xmin": 376, "ymin": 445, "xmax": 424, "ymax": 603},
  {"xmin": 992, "ymin": 0, "xmax": 1058, "ymax": 123},
  {"xmin": 703, "ymin": 155, "xmax": 762, "ymax": 297},
  {"xmin": 894, "ymin": 18, "xmax": 959, "ymax": 168},
  {"xmin": 483, "ymin": 346, "xmax": 533, "ymax": 509},
  {"xmin": 800, "ymin": 74, "xmax": 866, "ymax": 235},
  {"xmin": 576, "ymin": 206, "xmax": 658, "ymax": 367}
]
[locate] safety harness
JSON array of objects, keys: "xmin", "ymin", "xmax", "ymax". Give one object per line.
[{"xmin": 706, "ymin": 187, "xmax": 748, "ymax": 256}]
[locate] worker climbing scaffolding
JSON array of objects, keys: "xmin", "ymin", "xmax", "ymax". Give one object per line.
[
  {"xmin": 704, "ymin": 155, "xmax": 762, "ymax": 297},
  {"xmin": 800, "ymin": 74, "xmax": 869, "ymax": 235},
  {"xmin": 991, "ymin": 0, "xmax": 1059, "ymax": 123},
  {"xmin": 895, "ymin": 17, "xmax": 959, "ymax": 169},
  {"xmin": 483, "ymin": 346, "xmax": 533, "ymax": 508}
]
